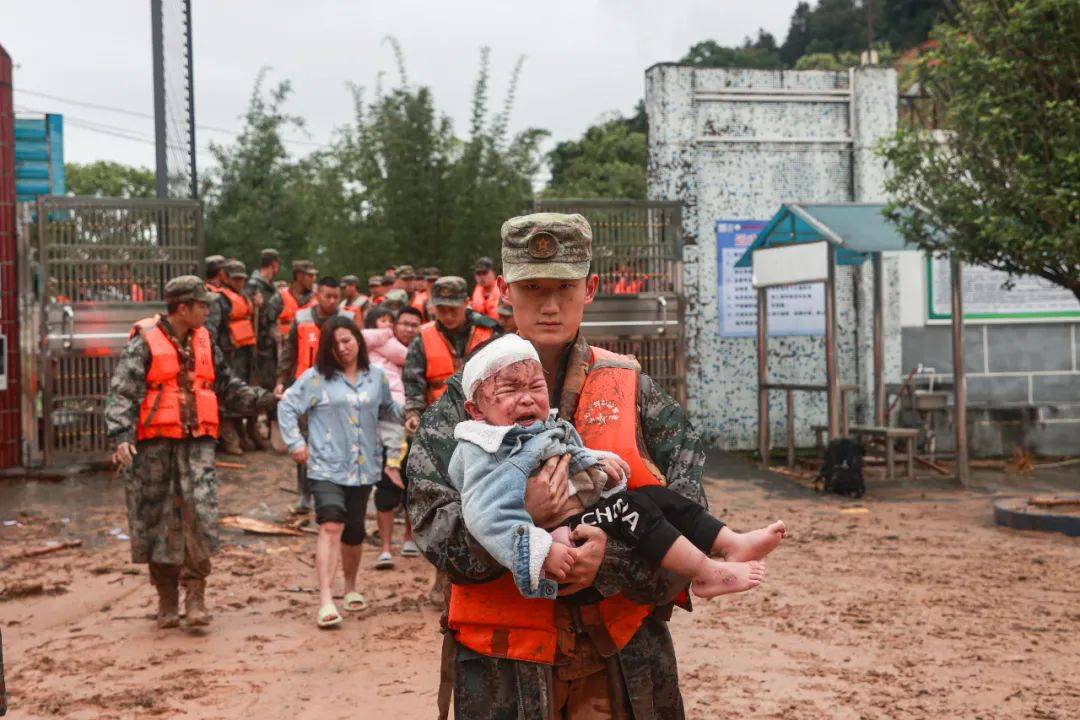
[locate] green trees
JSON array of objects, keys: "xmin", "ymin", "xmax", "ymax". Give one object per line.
[
  {"xmin": 65, "ymin": 161, "xmax": 155, "ymax": 198},
  {"xmin": 680, "ymin": 31, "xmax": 785, "ymax": 70},
  {"xmin": 203, "ymin": 72, "xmax": 310, "ymax": 266},
  {"xmin": 544, "ymin": 104, "xmax": 647, "ymax": 200},
  {"xmin": 882, "ymin": 0, "xmax": 1080, "ymax": 300},
  {"xmin": 204, "ymin": 48, "xmax": 544, "ymax": 280}
]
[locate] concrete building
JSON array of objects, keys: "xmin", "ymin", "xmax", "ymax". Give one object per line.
[
  {"xmin": 646, "ymin": 65, "xmax": 900, "ymax": 450},
  {"xmin": 646, "ymin": 63, "xmax": 1080, "ymax": 457}
]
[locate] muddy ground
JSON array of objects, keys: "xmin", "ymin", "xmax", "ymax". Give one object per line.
[{"xmin": 1, "ymin": 450, "xmax": 1078, "ymax": 719}]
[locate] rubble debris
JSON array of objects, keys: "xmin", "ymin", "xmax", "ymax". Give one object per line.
[{"xmin": 219, "ymin": 515, "xmax": 304, "ymax": 537}]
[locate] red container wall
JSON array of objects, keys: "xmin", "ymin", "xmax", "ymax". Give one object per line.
[{"xmin": 0, "ymin": 45, "xmax": 22, "ymax": 468}]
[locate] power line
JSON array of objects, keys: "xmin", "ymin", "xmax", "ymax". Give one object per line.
[{"xmin": 13, "ymin": 87, "xmax": 329, "ymax": 149}]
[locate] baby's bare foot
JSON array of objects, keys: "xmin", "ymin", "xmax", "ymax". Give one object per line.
[
  {"xmin": 722, "ymin": 521, "xmax": 787, "ymax": 562},
  {"xmin": 691, "ymin": 560, "xmax": 765, "ymax": 598}
]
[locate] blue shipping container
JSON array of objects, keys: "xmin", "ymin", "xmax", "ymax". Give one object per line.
[{"xmin": 14, "ymin": 113, "xmax": 65, "ymax": 202}]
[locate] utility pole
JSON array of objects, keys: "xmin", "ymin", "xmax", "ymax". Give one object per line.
[
  {"xmin": 151, "ymin": 0, "xmax": 167, "ymax": 199},
  {"xmin": 864, "ymin": 0, "xmax": 875, "ymax": 64}
]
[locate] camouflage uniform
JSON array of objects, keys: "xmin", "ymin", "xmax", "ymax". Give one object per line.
[
  {"xmin": 266, "ymin": 281, "xmax": 314, "ymax": 365},
  {"xmin": 246, "ymin": 269, "xmax": 281, "ymax": 390},
  {"xmin": 402, "ymin": 276, "xmax": 503, "ymax": 420},
  {"xmin": 203, "ymin": 255, "xmax": 231, "ymax": 353},
  {"xmin": 406, "ymin": 214, "xmax": 706, "ymax": 720},
  {"xmin": 104, "ymin": 286, "xmax": 274, "ymax": 575}
]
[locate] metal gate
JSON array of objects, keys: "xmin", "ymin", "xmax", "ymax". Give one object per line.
[
  {"xmin": 532, "ymin": 199, "xmax": 686, "ymax": 403},
  {"xmin": 20, "ymin": 197, "xmax": 202, "ymax": 466}
]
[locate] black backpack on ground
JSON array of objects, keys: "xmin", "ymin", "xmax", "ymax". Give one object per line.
[{"xmin": 815, "ymin": 438, "xmax": 865, "ymax": 498}]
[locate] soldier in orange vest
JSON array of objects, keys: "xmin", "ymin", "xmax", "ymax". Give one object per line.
[
  {"xmin": 267, "ymin": 259, "xmax": 317, "ymax": 352},
  {"xmin": 275, "ymin": 276, "xmax": 353, "ymax": 512},
  {"xmin": 340, "ymin": 274, "xmax": 370, "ymax": 322},
  {"xmin": 421, "ymin": 266, "xmax": 440, "ymax": 319},
  {"xmin": 407, "ymin": 214, "xmax": 709, "ymax": 720},
  {"xmin": 470, "ymin": 256, "xmax": 502, "ymax": 320},
  {"xmin": 245, "ymin": 249, "xmax": 282, "ymax": 449},
  {"xmin": 368, "ymin": 274, "xmax": 388, "ymax": 305},
  {"xmin": 401, "ymin": 276, "xmax": 502, "ymax": 437},
  {"xmin": 203, "ymin": 255, "xmax": 251, "ymax": 456},
  {"xmin": 219, "ymin": 260, "xmax": 260, "ymax": 453},
  {"xmin": 105, "ymin": 276, "xmax": 276, "ymax": 630}
]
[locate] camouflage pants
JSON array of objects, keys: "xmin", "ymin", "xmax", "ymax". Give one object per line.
[
  {"xmin": 452, "ymin": 616, "xmax": 684, "ymax": 720},
  {"xmin": 124, "ymin": 437, "xmax": 220, "ymax": 567},
  {"xmin": 225, "ymin": 347, "xmax": 254, "ymax": 418}
]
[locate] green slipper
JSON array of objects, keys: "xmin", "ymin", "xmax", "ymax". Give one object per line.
[
  {"xmin": 343, "ymin": 591, "xmax": 367, "ymax": 612},
  {"xmin": 317, "ymin": 602, "xmax": 342, "ymax": 628}
]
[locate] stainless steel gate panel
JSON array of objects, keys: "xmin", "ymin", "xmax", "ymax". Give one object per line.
[
  {"xmin": 532, "ymin": 200, "xmax": 686, "ymax": 402},
  {"xmin": 27, "ymin": 197, "xmax": 202, "ymax": 466}
]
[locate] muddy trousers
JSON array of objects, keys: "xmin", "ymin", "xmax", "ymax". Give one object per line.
[
  {"xmin": 149, "ymin": 554, "xmax": 211, "ymax": 588},
  {"xmin": 453, "ymin": 647, "xmax": 627, "ymax": 720},
  {"xmin": 449, "ymin": 614, "xmax": 685, "ymax": 720}
]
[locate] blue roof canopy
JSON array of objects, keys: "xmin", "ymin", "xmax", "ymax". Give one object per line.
[{"xmin": 734, "ymin": 203, "xmax": 919, "ymax": 268}]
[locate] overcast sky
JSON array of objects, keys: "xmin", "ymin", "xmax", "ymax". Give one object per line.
[{"xmin": 5, "ymin": 0, "xmax": 801, "ymax": 175}]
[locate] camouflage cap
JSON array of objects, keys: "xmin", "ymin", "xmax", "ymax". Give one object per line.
[
  {"xmin": 424, "ymin": 266, "xmax": 441, "ymax": 280},
  {"xmin": 497, "ymin": 298, "xmax": 514, "ymax": 317},
  {"xmin": 474, "ymin": 256, "xmax": 495, "ymax": 272},
  {"xmin": 165, "ymin": 275, "xmax": 217, "ymax": 304},
  {"xmin": 383, "ymin": 288, "xmax": 410, "ymax": 309},
  {"xmin": 500, "ymin": 213, "xmax": 592, "ymax": 283},
  {"xmin": 368, "ymin": 274, "xmax": 387, "ymax": 288},
  {"xmin": 204, "ymin": 254, "xmax": 227, "ymax": 277},
  {"xmin": 431, "ymin": 276, "xmax": 468, "ymax": 307},
  {"xmin": 225, "ymin": 259, "xmax": 248, "ymax": 278},
  {"xmin": 292, "ymin": 259, "xmax": 317, "ymax": 276},
  {"xmin": 341, "ymin": 274, "xmax": 360, "ymax": 286},
  {"xmin": 395, "ymin": 264, "xmax": 416, "ymax": 279},
  {"xmin": 258, "ymin": 248, "xmax": 280, "ymax": 265}
]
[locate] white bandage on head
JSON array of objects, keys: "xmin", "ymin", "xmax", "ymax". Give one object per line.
[{"xmin": 462, "ymin": 334, "xmax": 540, "ymax": 403}]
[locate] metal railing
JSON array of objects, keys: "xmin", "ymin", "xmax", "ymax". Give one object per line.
[
  {"xmin": 21, "ymin": 196, "xmax": 202, "ymax": 466},
  {"xmin": 533, "ymin": 200, "xmax": 684, "ymax": 296}
]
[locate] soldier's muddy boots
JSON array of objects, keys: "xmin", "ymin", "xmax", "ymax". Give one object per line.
[
  {"xmin": 237, "ymin": 419, "xmax": 257, "ymax": 452},
  {"xmin": 155, "ymin": 580, "xmax": 181, "ymax": 629},
  {"xmin": 218, "ymin": 420, "xmax": 244, "ymax": 456},
  {"xmin": 184, "ymin": 579, "xmax": 211, "ymax": 627},
  {"xmin": 246, "ymin": 416, "xmax": 272, "ymax": 451}
]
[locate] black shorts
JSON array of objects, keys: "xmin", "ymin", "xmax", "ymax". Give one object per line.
[
  {"xmin": 567, "ymin": 485, "xmax": 724, "ymax": 567},
  {"xmin": 374, "ymin": 441, "xmax": 410, "ymax": 512},
  {"xmin": 310, "ymin": 479, "xmax": 372, "ymax": 546}
]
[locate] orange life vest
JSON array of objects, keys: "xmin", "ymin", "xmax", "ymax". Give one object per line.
[
  {"xmin": 419, "ymin": 321, "xmax": 494, "ymax": 405},
  {"xmin": 293, "ymin": 307, "xmax": 353, "ymax": 379},
  {"xmin": 219, "ymin": 286, "xmax": 256, "ymax": 348},
  {"xmin": 447, "ymin": 346, "xmax": 666, "ymax": 664},
  {"xmin": 470, "ymin": 284, "xmax": 501, "ymax": 320},
  {"xmin": 411, "ymin": 290, "xmax": 429, "ymax": 318},
  {"xmin": 130, "ymin": 318, "xmax": 219, "ymax": 441},
  {"xmin": 342, "ymin": 295, "xmax": 369, "ymax": 324},
  {"xmin": 277, "ymin": 286, "xmax": 313, "ymax": 337}
]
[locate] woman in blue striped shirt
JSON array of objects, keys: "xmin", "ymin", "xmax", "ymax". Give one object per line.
[{"xmin": 278, "ymin": 316, "xmax": 403, "ymax": 627}]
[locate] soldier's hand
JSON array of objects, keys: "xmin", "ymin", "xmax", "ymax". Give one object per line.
[
  {"xmin": 558, "ymin": 524, "xmax": 607, "ymax": 596},
  {"xmin": 404, "ymin": 415, "xmax": 421, "ymax": 436},
  {"xmin": 524, "ymin": 454, "xmax": 571, "ymax": 527},
  {"xmin": 274, "ymin": 383, "xmax": 285, "ymax": 400},
  {"xmin": 385, "ymin": 467, "xmax": 404, "ymax": 489},
  {"xmin": 290, "ymin": 446, "xmax": 309, "ymax": 464},
  {"xmin": 112, "ymin": 442, "xmax": 137, "ymax": 468}
]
